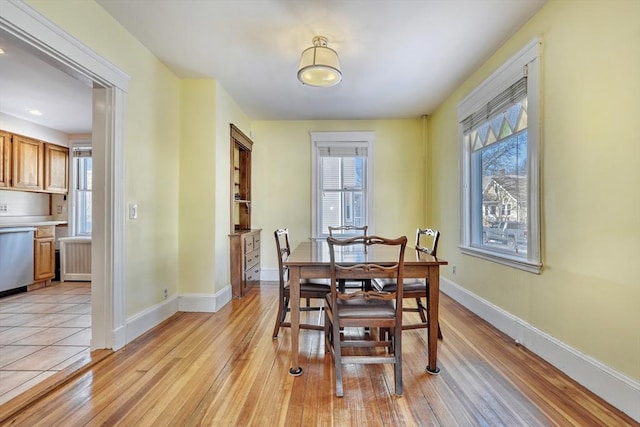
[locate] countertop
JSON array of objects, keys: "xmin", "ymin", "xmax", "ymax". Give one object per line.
[{"xmin": 0, "ymin": 220, "xmax": 67, "ymax": 228}]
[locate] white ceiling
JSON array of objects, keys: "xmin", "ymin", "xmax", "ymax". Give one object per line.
[{"xmin": 0, "ymin": 0, "xmax": 546, "ymax": 133}]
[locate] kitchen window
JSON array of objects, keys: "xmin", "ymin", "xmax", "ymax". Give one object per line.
[
  {"xmin": 311, "ymin": 131, "xmax": 375, "ymax": 239},
  {"xmin": 457, "ymin": 39, "xmax": 542, "ymax": 273},
  {"xmin": 72, "ymin": 145, "xmax": 92, "ymax": 236}
]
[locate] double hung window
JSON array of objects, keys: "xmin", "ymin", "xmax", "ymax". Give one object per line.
[
  {"xmin": 72, "ymin": 145, "xmax": 92, "ymax": 236},
  {"xmin": 457, "ymin": 40, "xmax": 542, "ymax": 273},
  {"xmin": 311, "ymin": 132, "xmax": 374, "ymax": 239}
]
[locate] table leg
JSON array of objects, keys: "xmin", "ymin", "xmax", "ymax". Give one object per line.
[
  {"xmin": 426, "ymin": 265, "xmax": 440, "ymax": 374},
  {"xmin": 289, "ymin": 265, "xmax": 303, "ymax": 376}
]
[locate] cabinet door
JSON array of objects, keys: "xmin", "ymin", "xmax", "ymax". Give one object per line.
[
  {"xmin": 0, "ymin": 131, "xmax": 10, "ymax": 188},
  {"xmin": 44, "ymin": 144, "xmax": 69, "ymax": 193},
  {"xmin": 34, "ymin": 238, "xmax": 55, "ymax": 280},
  {"xmin": 12, "ymin": 135, "xmax": 44, "ymax": 191}
]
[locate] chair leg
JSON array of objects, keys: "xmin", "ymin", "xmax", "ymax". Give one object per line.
[
  {"xmin": 332, "ymin": 317, "xmax": 344, "ymax": 397},
  {"xmin": 272, "ymin": 296, "xmax": 289, "ymax": 339},
  {"xmin": 394, "ymin": 326, "xmax": 403, "ymax": 396},
  {"xmin": 415, "ymin": 298, "xmax": 428, "ymax": 323}
]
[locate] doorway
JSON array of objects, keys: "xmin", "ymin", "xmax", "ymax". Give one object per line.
[{"xmin": 0, "ymin": 2, "xmax": 128, "ymax": 352}]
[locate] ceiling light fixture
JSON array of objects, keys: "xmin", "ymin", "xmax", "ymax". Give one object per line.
[
  {"xmin": 297, "ymin": 36, "xmax": 342, "ymax": 87},
  {"xmin": 26, "ymin": 109, "xmax": 42, "ymax": 116}
]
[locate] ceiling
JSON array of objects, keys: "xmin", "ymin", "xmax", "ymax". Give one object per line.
[{"xmin": 0, "ymin": 0, "xmax": 546, "ymax": 134}]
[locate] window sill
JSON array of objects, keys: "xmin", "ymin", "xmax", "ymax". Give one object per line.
[{"xmin": 459, "ymin": 245, "xmax": 543, "ymax": 274}]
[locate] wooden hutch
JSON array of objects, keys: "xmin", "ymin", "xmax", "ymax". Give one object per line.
[{"xmin": 229, "ymin": 124, "xmax": 261, "ymax": 298}]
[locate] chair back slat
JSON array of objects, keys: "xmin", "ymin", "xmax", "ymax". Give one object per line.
[{"xmin": 415, "ymin": 228, "xmax": 440, "ymax": 257}]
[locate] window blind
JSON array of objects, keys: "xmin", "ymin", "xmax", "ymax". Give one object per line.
[
  {"xmin": 461, "ymin": 76, "xmax": 527, "ymax": 134},
  {"xmin": 318, "ymin": 146, "xmax": 367, "ymax": 157},
  {"xmin": 73, "ymin": 146, "xmax": 92, "ymax": 157}
]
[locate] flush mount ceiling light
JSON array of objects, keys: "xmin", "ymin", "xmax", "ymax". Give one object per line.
[{"xmin": 297, "ymin": 36, "xmax": 342, "ymax": 87}]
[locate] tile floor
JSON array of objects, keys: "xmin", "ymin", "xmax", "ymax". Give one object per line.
[{"xmin": 0, "ymin": 281, "xmax": 90, "ymax": 406}]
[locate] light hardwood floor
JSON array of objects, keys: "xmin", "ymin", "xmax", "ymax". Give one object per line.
[{"xmin": 0, "ymin": 282, "xmax": 636, "ymax": 426}]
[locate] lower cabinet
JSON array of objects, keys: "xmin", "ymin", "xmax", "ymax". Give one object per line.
[
  {"xmin": 34, "ymin": 225, "xmax": 55, "ymax": 284},
  {"xmin": 229, "ymin": 229, "xmax": 261, "ymax": 298}
]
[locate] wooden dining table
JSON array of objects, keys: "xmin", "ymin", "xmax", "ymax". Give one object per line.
[{"xmin": 284, "ymin": 240, "xmax": 448, "ymax": 376}]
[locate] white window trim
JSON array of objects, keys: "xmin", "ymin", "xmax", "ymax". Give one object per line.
[
  {"xmin": 70, "ymin": 140, "xmax": 92, "ymax": 236},
  {"xmin": 310, "ymin": 131, "xmax": 375, "ymax": 240},
  {"xmin": 457, "ymin": 38, "xmax": 542, "ymax": 274}
]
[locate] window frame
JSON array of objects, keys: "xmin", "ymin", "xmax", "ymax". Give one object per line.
[
  {"xmin": 457, "ymin": 39, "xmax": 542, "ymax": 274},
  {"xmin": 70, "ymin": 141, "xmax": 92, "ymax": 236},
  {"xmin": 311, "ymin": 131, "xmax": 375, "ymax": 240}
]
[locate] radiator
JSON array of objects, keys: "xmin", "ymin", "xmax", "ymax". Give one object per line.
[{"xmin": 59, "ymin": 236, "xmax": 91, "ymax": 282}]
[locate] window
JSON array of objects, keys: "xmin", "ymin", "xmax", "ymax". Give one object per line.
[
  {"xmin": 457, "ymin": 40, "xmax": 542, "ymax": 273},
  {"xmin": 72, "ymin": 145, "xmax": 92, "ymax": 236},
  {"xmin": 311, "ymin": 132, "xmax": 375, "ymax": 239}
]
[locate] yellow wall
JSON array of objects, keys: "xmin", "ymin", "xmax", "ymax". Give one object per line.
[
  {"xmin": 179, "ymin": 80, "xmax": 217, "ymax": 294},
  {"xmin": 27, "ymin": 0, "xmax": 182, "ymax": 315},
  {"xmin": 250, "ymin": 119, "xmax": 426, "ymax": 269},
  {"xmin": 428, "ymin": 0, "xmax": 640, "ymax": 381}
]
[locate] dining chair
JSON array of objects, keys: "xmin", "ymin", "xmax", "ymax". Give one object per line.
[
  {"xmin": 327, "ymin": 225, "xmax": 369, "ymax": 292},
  {"xmin": 272, "ymin": 228, "xmax": 331, "ymax": 339},
  {"xmin": 325, "ymin": 235, "xmax": 407, "ymax": 397},
  {"xmin": 373, "ymin": 228, "xmax": 443, "ymax": 339}
]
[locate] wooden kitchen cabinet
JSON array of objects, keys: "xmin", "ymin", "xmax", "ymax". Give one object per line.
[
  {"xmin": 229, "ymin": 229, "xmax": 261, "ymax": 298},
  {"xmin": 34, "ymin": 225, "xmax": 55, "ymax": 283},
  {"xmin": 0, "ymin": 130, "xmax": 10, "ymax": 188},
  {"xmin": 44, "ymin": 143, "xmax": 69, "ymax": 193},
  {"xmin": 12, "ymin": 134, "xmax": 44, "ymax": 191}
]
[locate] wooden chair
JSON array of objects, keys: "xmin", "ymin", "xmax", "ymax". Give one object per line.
[
  {"xmin": 272, "ymin": 228, "xmax": 331, "ymax": 338},
  {"xmin": 328, "ymin": 225, "xmax": 369, "ymax": 292},
  {"xmin": 324, "ymin": 235, "xmax": 407, "ymax": 397},
  {"xmin": 373, "ymin": 228, "xmax": 443, "ymax": 339}
]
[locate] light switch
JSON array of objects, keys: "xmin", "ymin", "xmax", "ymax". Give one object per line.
[{"xmin": 129, "ymin": 203, "xmax": 138, "ymax": 220}]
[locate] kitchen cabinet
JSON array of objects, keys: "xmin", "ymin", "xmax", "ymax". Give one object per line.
[
  {"xmin": 33, "ymin": 225, "xmax": 55, "ymax": 284},
  {"xmin": 229, "ymin": 229, "xmax": 261, "ymax": 298},
  {"xmin": 0, "ymin": 130, "xmax": 10, "ymax": 188},
  {"xmin": 44, "ymin": 143, "xmax": 69, "ymax": 193},
  {"xmin": 11, "ymin": 134, "xmax": 44, "ymax": 191}
]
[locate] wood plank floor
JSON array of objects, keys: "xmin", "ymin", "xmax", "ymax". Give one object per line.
[{"xmin": 0, "ymin": 283, "xmax": 636, "ymax": 426}]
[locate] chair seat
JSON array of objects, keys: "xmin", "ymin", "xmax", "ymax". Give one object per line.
[
  {"xmin": 285, "ymin": 281, "xmax": 331, "ymax": 293},
  {"xmin": 301, "ymin": 278, "xmax": 331, "ymax": 286},
  {"xmin": 326, "ymin": 295, "xmax": 395, "ymax": 318},
  {"xmin": 373, "ymin": 277, "xmax": 426, "ymax": 293}
]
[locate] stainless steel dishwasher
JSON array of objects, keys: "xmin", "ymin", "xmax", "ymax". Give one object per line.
[{"xmin": 0, "ymin": 227, "xmax": 35, "ymax": 292}]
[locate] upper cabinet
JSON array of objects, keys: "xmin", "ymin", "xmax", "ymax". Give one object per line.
[
  {"xmin": 230, "ymin": 124, "xmax": 253, "ymax": 232},
  {"xmin": 0, "ymin": 130, "xmax": 10, "ymax": 188},
  {"xmin": 0, "ymin": 130, "xmax": 69, "ymax": 194},
  {"xmin": 44, "ymin": 143, "xmax": 69, "ymax": 193},
  {"xmin": 12, "ymin": 134, "xmax": 44, "ymax": 191}
]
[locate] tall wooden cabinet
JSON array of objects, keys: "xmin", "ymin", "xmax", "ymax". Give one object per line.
[{"xmin": 229, "ymin": 124, "xmax": 261, "ymax": 298}]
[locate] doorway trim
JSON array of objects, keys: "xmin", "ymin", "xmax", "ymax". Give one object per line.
[{"xmin": 1, "ymin": 0, "xmax": 129, "ymax": 350}]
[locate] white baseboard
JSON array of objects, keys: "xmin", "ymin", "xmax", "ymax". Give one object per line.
[
  {"xmin": 178, "ymin": 284, "xmax": 233, "ymax": 312},
  {"xmin": 260, "ymin": 268, "xmax": 279, "ymax": 282},
  {"xmin": 441, "ymin": 277, "xmax": 640, "ymax": 423},
  {"xmin": 125, "ymin": 295, "xmax": 179, "ymax": 345},
  {"xmin": 118, "ymin": 285, "xmax": 234, "ymax": 348}
]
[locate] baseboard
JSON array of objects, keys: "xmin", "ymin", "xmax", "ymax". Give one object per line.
[
  {"xmin": 178, "ymin": 284, "xmax": 233, "ymax": 312},
  {"xmin": 124, "ymin": 295, "xmax": 179, "ymax": 345},
  {"xmin": 441, "ymin": 277, "xmax": 640, "ymax": 423},
  {"xmin": 260, "ymin": 268, "xmax": 279, "ymax": 282}
]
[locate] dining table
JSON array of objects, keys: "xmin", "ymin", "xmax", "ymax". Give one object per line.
[{"xmin": 284, "ymin": 240, "xmax": 448, "ymax": 376}]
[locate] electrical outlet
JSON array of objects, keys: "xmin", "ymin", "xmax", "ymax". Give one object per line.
[
  {"xmin": 452, "ymin": 265, "xmax": 457, "ymax": 275},
  {"xmin": 56, "ymin": 205, "xmax": 63, "ymax": 214},
  {"xmin": 163, "ymin": 288, "xmax": 168, "ymax": 299},
  {"xmin": 0, "ymin": 204, "xmax": 7, "ymax": 213}
]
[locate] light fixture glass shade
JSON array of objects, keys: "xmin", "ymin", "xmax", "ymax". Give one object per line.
[{"xmin": 298, "ymin": 36, "xmax": 342, "ymax": 87}]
